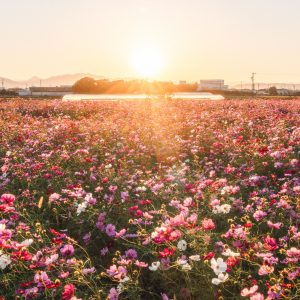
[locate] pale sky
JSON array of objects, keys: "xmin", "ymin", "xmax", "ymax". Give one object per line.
[{"xmin": 1, "ymin": 0, "xmax": 300, "ymax": 83}]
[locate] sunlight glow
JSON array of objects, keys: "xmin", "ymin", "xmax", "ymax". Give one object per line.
[{"xmin": 132, "ymin": 46, "xmax": 163, "ymax": 78}]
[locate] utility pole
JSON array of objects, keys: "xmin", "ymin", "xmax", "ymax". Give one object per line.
[
  {"xmin": 1, "ymin": 78, "xmax": 4, "ymax": 90},
  {"xmin": 251, "ymin": 73, "xmax": 256, "ymax": 94}
]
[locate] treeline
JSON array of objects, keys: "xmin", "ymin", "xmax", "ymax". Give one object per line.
[
  {"xmin": 0, "ymin": 89, "xmax": 17, "ymax": 96},
  {"xmin": 72, "ymin": 77, "xmax": 198, "ymax": 94}
]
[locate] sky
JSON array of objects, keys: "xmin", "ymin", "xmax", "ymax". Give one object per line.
[{"xmin": 1, "ymin": 0, "xmax": 300, "ymax": 83}]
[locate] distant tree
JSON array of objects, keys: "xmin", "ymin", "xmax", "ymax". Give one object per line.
[
  {"xmin": 72, "ymin": 77, "xmax": 198, "ymax": 94},
  {"xmin": 72, "ymin": 77, "xmax": 96, "ymax": 94},
  {"xmin": 269, "ymin": 86, "xmax": 278, "ymax": 96}
]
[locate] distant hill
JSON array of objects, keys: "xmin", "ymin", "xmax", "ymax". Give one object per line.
[{"xmin": 0, "ymin": 73, "xmax": 105, "ymax": 89}]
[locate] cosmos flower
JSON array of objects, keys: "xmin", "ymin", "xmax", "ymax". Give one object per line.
[
  {"xmin": 210, "ymin": 258, "xmax": 227, "ymax": 275},
  {"xmin": 105, "ymin": 224, "xmax": 116, "ymax": 237},
  {"xmin": 0, "ymin": 252, "xmax": 11, "ymax": 270},
  {"xmin": 212, "ymin": 273, "xmax": 229, "ymax": 285},
  {"xmin": 60, "ymin": 244, "xmax": 75, "ymax": 257},
  {"xmin": 62, "ymin": 284, "xmax": 75, "ymax": 300},
  {"xmin": 149, "ymin": 261, "xmax": 161, "ymax": 271},
  {"xmin": 241, "ymin": 285, "xmax": 259, "ymax": 297},
  {"xmin": 177, "ymin": 240, "xmax": 187, "ymax": 251}
]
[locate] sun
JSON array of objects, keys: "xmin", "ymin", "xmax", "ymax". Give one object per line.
[{"xmin": 132, "ymin": 46, "xmax": 163, "ymax": 78}]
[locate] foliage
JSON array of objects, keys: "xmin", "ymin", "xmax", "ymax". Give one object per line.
[{"xmin": 72, "ymin": 77, "xmax": 197, "ymax": 94}]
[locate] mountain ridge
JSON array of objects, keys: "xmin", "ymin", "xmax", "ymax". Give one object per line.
[{"xmin": 0, "ymin": 73, "xmax": 105, "ymax": 89}]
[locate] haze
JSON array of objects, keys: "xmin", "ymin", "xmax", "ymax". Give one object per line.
[{"xmin": 1, "ymin": 0, "xmax": 300, "ymax": 83}]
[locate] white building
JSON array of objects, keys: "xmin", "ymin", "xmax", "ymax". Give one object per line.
[
  {"xmin": 29, "ymin": 86, "xmax": 73, "ymax": 97},
  {"xmin": 198, "ymin": 80, "xmax": 228, "ymax": 91},
  {"xmin": 18, "ymin": 89, "xmax": 31, "ymax": 96}
]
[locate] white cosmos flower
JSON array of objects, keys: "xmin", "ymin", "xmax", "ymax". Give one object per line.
[
  {"xmin": 212, "ymin": 273, "xmax": 229, "ymax": 285},
  {"xmin": 181, "ymin": 263, "xmax": 192, "ymax": 271},
  {"xmin": 210, "ymin": 257, "xmax": 227, "ymax": 275},
  {"xmin": 177, "ymin": 239, "xmax": 187, "ymax": 251},
  {"xmin": 136, "ymin": 186, "xmax": 147, "ymax": 192},
  {"xmin": 120, "ymin": 276, "xmax": 130, "ymax": 283},
  {"xmin": 149, "ymin": 261, "xmax": 160, "ymax": 271},
  {"xmin": 189, "ymin": 255, "xmax": 201, "ymax": 261},
  {"xmin": 45, "ymin": 254, "xmax": 59, "ymax": 265},
  {"xmin": 221, "ymin": 204, "xmax": 231, "ymax": 214},
  {"xmin": 76, "ymin": 202, "xmax": 88, "ymax": 216},
  {"xmin": 212, "ymin": 204, "xmax": 231, "ymax": 214},
  {"xmin": 117, "ymin": 283, "xmax": 125, "ymax": 293},
  {"xmin": 222, "ymin": 248, "xmax": 240, "ymax": 257},
  {"xmin": 0, "ymin": 253, "xmax": 11, "ymax": 270},
  {"xmin": 19, "ymin": 239, "xmax": 34, "ymax": 247},
  {"xmin": 84, "ymin": 193, "xmax": 93, "ymax": 201}
]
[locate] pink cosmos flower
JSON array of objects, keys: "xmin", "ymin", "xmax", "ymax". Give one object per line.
[
  {"xmin": 187, "ymin": 213, "xmax": 198, "ymax": 223},
  {"xmin": 267, "ymin": 221, "xmax": 282, "ymax": 229},
  {"xmin": 263, "ymin": 236, "xmax": 278, "ymax": 251},
  {"xmin": 125, "ymin": 249, "xmax": 137, "ymax": 259},
  {"xmin": 293, "ymin": 186, "xmax": 300, "ymax": 194},
  {"xmin": 100, "ymin": 247, "xmax": 109, "ymax": 256},
  {"xmin": 60, "ymin": 244, "xmax": 75, "ymax": 257},
  {"xmin": 62, "ymin": 284, "xmax": 75, "ymax": 300},
  {"xmin": 82, "ymin": 267, "xmax": 96, "ymax": 275},
  {"xmin": 241, "ymin": 285, "xmax": 258, "ymax": 297},
  {"xmin": 24, "ymin": 287, "xmax": 39, "ymax": 298},
  {"xmin": 202, "ymin": 218, "xmax": 216, "ymax": 230},
  {"xmin": 250, "ymin": 293, "xmax": 264, "ymax": 300},
  {"xmin": 34, "ymin": 271, "xmax": 51, "ymax": 287},
  {"xmin": 107, "ymin": 265, "xmax": 127, "ymax": 280},
  {"xmin": 120, "ymin": 191, "xmax": 129, "ymax": 201},
  {"xmin": 161, "ymin": 293, "xmax": 170, "ymax": 300},
  {"xmin": 253, "ymin": 210, "xmax": 267, "ymax": 221},
  {"xmin": 49, "ymin": 193, "xmax": 61, "ymax": 203},
  {"xmin": 135, "ymin": 260, "xmax": 148, "ymax": 268},
  {"xmin": 258, "ymin": 264, "xmax": 274, "ymax": 275},
  {"xmin": 108, "ymin": 287, "xmax": 119, "ymax": 300},
  {"xmin": 105, "ymin": 224, "xmax": 116, "ymax": 237},
  {"xmin": 59, "ymin": 271, "xmax": 70, "ymax": 279},
  {"xmin": 115, "ymin": 228, "xmax": 127, "ymax": 238},
  {"xmin": 109, "ymin": 185, "xmax": 118, "ymax": 193},
  {"xmin": 83, "ymin": 232, "xmax": 91, "ymax": 244}
]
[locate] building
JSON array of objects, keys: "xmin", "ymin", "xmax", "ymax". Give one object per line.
[
  {"xmin": 29, "ymin": 86, "xmax": 73, "ymax": 97},
  {"xmin": 277, "ymin": 88, "xmax": 291, "ymax": 96},
  {"xmin": 17, "ymin": 89, "xmax": 31, "ymax": 96},
  {"xmin": 179, "ymin": 80, "xmax": 187, "ymax": 85},
  {"xmin": 198, "ymin": 80, "xmax": 228, "ymax": 91}
]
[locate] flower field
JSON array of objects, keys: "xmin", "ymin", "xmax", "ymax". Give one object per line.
[{"xmin": 0, "ymin": 98, "xmax": 299, "ymax": 300}]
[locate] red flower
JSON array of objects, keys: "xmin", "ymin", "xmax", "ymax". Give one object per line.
[
  {"xmin": 62, "ymin": 284, "xmax": 75, "ymax": 300},
  {"xmin": 226, "ymin": 257, "xmax": 239, "ymax": 272},
  {"xmin": 102, "ymin": 177, "xmax": 109, "ymax": 184},
  {"xmin": 203, "ymin": 252, "xmax": 215, "ymax": 261},
  {"xmin": 11, "ymin": 250, "xmax": 32, "ymax": 261},
  {"xmin": 0, "ymin": 194, "xmax": 16, "ymax": 205},
  {"xmin": 159, "ymin": 247, "xmax": 176, "ymax": 258}
]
